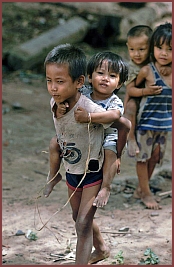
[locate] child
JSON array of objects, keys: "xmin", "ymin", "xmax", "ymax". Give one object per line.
[
  {"xmin": 44, "ymin": 51, "xmax": 131, "ymax": 210},
  {"xmin": 134, "ymin": 22, "xmax": 172, "ymax": 209},
  {"xmin": 74, "ymin": 52, "xmax": 130, "ymax": 209},
  {"xmin": 124, "ymin": 25, "xmax": 163, "ymax": 157},
  {"xmin": 44, "ymin": 44, "xmax": 129, "ymax": 264}
]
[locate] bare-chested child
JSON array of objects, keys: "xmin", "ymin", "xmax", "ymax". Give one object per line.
[
  {"xmin": 134, "ymin": 22, "xmax": 172, "ymax": 209},
  {"xmin": 124, "ymin": 25, "xmax": 164, "ymax": 157},
  {"xmin": 44, "ymin": 51, "xmax": 131, "ymax": 211}
]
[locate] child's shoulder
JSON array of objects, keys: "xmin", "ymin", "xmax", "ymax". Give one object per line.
[
  {"xmin": 139, "ymin": 63, "xmax": 151, "ymax": 76},
  {"xmin": 79, "ymin": 84, "xmax": 92, "ymax": 95},
  {"xmin": 79, "ymin": 94, "xmax": 105, "ymax": 112}
]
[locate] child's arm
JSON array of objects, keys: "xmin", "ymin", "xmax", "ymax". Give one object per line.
[
  {"xmin": 74, "ymin": 106, "xmax": 121, "ymax": 124},
  {"xmin": 126, "ymin": 66, "xmax": 162, "ymax": 98},
  {"xmin": 160, "ymin": 65, "xmax": 172, "ymax": 76}
]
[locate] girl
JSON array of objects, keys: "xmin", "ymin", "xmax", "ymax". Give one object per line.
[{"xmin": 134, "ymin": 22, "xmax": 172, "ymax": 209}]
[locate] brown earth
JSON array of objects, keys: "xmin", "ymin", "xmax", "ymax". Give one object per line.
[{"xmin": 2, "ymin": 71, "xmax": 172, "ymax": 265}]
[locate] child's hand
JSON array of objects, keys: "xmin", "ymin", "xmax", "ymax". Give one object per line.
[
  {"xmin": 159, "ymin": 66, "xmax": 172, "ymax": 76},
  {"xmin": 74, "ymin": 106, "xmax": 89, "ymax": 123},
  {"xmin": 57, "ymin": 102, "xmax": 69, "ymax": 114},
  {"xmin": 146, "ymin": 84, "xmax": 162, "ymax": 95},
  {"xmin": 116, "ymin": 158, "xmax": 121, "ymax": 174}
]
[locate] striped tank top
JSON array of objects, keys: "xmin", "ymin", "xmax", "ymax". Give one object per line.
[{"xmin": 137, "ymin": 62, "xmax": 172, "ymax": 131}]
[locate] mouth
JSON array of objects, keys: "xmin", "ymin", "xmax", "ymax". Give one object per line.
[
  {"xmin": 52, "ymin": 94, "xmax": 60, "ymax": 97},
  {"xmin": 159, "ymin": 58, "xmax": 167, "ymax": 61},
  {"xmin": 134, "ymin": 58, "xmax": 141, "ymax": 61},
  {"xmin": 100, "ymin": 83, "xmax": 108, "ymax": 87}
]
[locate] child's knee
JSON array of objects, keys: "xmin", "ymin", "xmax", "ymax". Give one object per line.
[
  {"xmin": 75, "ymin": 219, "xmax": 91, "ymax": 236},
  {"xmin": 49, "ymin": 136, "xmax": 60, "ymax": 152}
]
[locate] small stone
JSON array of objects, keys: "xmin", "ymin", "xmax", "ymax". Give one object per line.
[
  {"xmin": 150, "ymin": 212, "xmax": 159, "ymax": 216},
  {"xmin": 15, "ymin": 230, "xmax": 25, "ymax": 236},
  {"xmin": 12, "ymin": 102, "xmax": 23, "ymax": 109},
  {"xmin": 119, "ymin": 227, "xmax": 129, "ymax": 232}
]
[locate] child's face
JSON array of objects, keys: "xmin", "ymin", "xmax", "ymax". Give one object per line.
[
  {"xmin": 46, "ymin": 63, "xmax": 80, "ymax": 104},
  {"xmin": 154, "ymin": 40, "xmax": 172, "ymax": 66},
  {"xmin": 88, "ymin": 60, "xmax": 120, "ymax": 98},
  {"xmin": 127, "ymin": 34, "xmax": 150, "ymax": 66}
]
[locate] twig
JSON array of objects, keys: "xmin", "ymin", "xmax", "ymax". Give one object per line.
[
  {"xmin": 158, "ymin": 190, "xmax": 172, "ymax": 197},
  {"xmin": 101, "ymin": 230, "xmax": 130, "ymax": 234}
]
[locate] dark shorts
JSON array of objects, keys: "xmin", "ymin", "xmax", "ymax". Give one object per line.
[{"xmin": 66, "ymin": 169, "xmax": 103, "ymax": 191}]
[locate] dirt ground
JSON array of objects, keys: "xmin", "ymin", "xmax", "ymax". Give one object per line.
[
  {"xmin": 2, "ymin": 2, "xmax": 172, "ymax": 265},
  {"xmin": 2, "ymin": 71, "xmax": 172, "ymax": 265}
]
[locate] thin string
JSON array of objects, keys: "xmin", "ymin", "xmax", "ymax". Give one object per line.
[{"xmin": 34, "ymin": 121, "xmax": 91, "ymax": 232}]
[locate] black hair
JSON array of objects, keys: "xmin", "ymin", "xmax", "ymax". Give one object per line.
[
  {"xmin": 127, "ymin": 25, "xmax": 153, "ymax": 39},
  {"xmin": 150, "ymin": 22, "xmax": 172, "ymax": 62},
  {"xmin": 44, "ymin": 43, "xmax": 86, "ymax": 82},
  {"xmin": 87, "ymin": 51, "xmax": 128, "ymax": 88}
]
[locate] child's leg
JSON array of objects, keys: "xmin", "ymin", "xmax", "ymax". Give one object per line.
[
  {"xmin": 136, "ymin": 144, "xmax": 161, "ymax": 209},
  {"xmin": 68, "ymin": 184, "xmax": 110, "ymax": 264},
  {"xmin": 93, "ymin": 150, "xmax": 117, "ymax": 208},
  {"xmin": 43, "ymin": 136, "xmax": 62, "ymax": 197},
  {"xmin": 93, "ymin": 116, "xmax": 131, "ymax": 208},
  {"xmin": 116, "ymin": 115, "xmax": 131, "ymax": 158},
  {"xmin": 88, "ymin": 220, "xmax": 110, "ymax": 264},
  {"xmin": 123, "ymin": 90, "xmax": 130, "ymax": 110},
  {"xmin": 124, "ymin": 98, "xmax": 139, "ymax": 156}
]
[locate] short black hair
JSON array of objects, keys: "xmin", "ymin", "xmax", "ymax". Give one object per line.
[
  {"xmin": 87, "ymin": 51, "xmax": 128, "ymax": 87},
  {"xmin": 44, "ymin": 43, "xmax": 86, "ymax": 82},
  {"xmin": 127, "ymin": 25, "xmax": 153, "ymax": 39}
]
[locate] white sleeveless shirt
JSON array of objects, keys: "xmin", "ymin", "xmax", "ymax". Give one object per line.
[{"xmin": 50, "ymin": 94, "xmax": 111, "ymax": 174}]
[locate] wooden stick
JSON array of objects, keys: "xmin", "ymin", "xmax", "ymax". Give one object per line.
[
  {"xmin": 158, "ymin": 190, "xmax": 172, "ymax": 197},
  {"xmin": 101, "ymin": 231, "xmax": 130, "ymax": 234}
]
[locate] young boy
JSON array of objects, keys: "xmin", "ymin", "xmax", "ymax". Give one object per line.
[
  {"xmin": 44, "ymin": 44, "xmax": 130, "ymax": 264},
  {"xmin": 74, "ymin": 51, "xmax": 130, "ymax": 208},
  {"xmin": 134, "ymin": 22, "xmax": 172, "ymax": 209},
  {"xmin": 124, "ymin": 25, "xmax": 162, "ymax": 157},
  {"xmin": 44, "ymin": 51, "xmax": 131, "ymax": 209}
]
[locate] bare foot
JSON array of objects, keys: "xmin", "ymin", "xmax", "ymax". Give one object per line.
[
  {"xmin": 127, "ymin": 139, "xmax": 139, "ymax": 157},
  {"xmin": 93, "ymin": 187, "xmax": 110, "ymax": 208},
  {"xmin": 141, "ymin": 193, "xmax": 162, "ymax": 209},
  {"xmin": 133, "ymin": 187, "xmax": 141, "ymax": 199},
  {"xmin": 43, "ymin": 173, "xmax": 62, "ymax": 197},
  {"xmin": 88, "ymin": 248, "xmax": 110, "ymax": 264},
  {"xmin": 133, "ymin": 188, "xmax": 161, "ymax": 203}
]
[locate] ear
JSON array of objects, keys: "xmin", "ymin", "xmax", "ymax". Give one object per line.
[
  {"xmin": 87, "ymin": 74, "xmax": 92, "ymax": 84},
  {"xmin": 76, "ymin": 75, "xmax": 85, "ymax": 88},
  {"xmin": 117, "ymin": 82, "xmax": 123, "ymax": 89}
]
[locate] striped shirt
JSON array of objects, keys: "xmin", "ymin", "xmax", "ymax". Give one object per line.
[{"xmin": 137, "ymin": 62, "xmax": 172, "ymax": 131}]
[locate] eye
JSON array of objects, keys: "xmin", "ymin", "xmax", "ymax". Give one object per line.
[
  {"xmin": 110, "ymin": 74, "xmax": 117, "ymax": 78},
  {"xmin": 97, "ymin": 71, "xmax": 104, "ymax": 75},
  {"xmin": 57, "ymin": 80, "xmax": 63, "ymax": 83}
]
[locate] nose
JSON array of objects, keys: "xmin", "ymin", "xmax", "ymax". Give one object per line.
[
  {"xmin": 134, "ymin": 50, "xmax": 140, "ymax": 56},
  {"xmin": 161, "ymin": 49, "xmax": 168, "ymax": 56},
  {"xmin": 102, "ymin": 74, "xmax": 109, "ymax": 81},
  {"xmin": 51, "ymin": 82, "xmax": 57, "ymax": 91}
]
